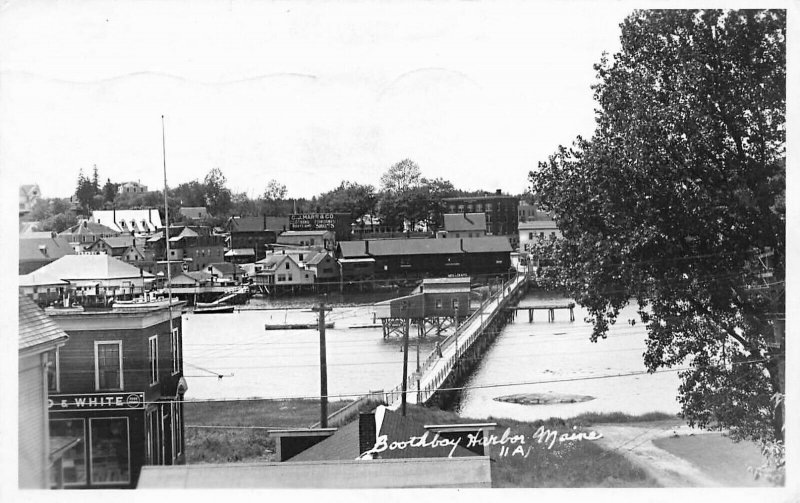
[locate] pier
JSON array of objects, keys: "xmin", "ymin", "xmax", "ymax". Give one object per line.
[
  {"xmin": 382, "ymin": 270, "xmax": 539, "ymax": 410},
  {"xmin": 506, "ymin": 303, "xmax": 576, "ymax": 322}
]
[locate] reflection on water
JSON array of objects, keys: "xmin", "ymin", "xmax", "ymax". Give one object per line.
[
  {"xmin": 182, "ymin": 291, "xmax": 681, "ymax": 421},
  {"xmin": 457, "ymin": 293, "xmax": 681, "ymax": 421},
  {"xmin": 182, "ymin": 303, "xmax": 437, "ymax": 401}
]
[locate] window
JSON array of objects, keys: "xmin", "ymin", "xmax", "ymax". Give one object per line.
[
  {"xmin": 288, "ymin": 274, "xmax": 293, "ymax": 281},
  {"xmin": 277, "ymin": 274, "xmax": 286, "ymax": 282},
  {"xmin": 435, "ymin": 299, "xmax": 443, "ymax": 309},
  {"xmin": 148, "ymin": 336, "xmax": 159, "ymax": 385},
  {"xmin": 452, "ymin": 299, "xmax": 460, "ymax": 311},
  {"xmin": 171, "ymin": 328, "xmax": 181, "ymax": 374},
  {"xmin": 95, "ymin": 341, "xmax": 123, "ymax": 391},
  {"xmin": 529, "ymin": 232, "xmax": 534, "ymax": 240},
  {"xmin": 285, "ymin": 262, "xmax": 290, "ymax": 269},
  {"xmin": 89, "ymin": 418, "xmax": 130, "ymax": 485},
  {"xmin": 45, "ymin": 348, "xmax": 60, "ymax": 392},
  {"xmin": 400, "ymin": 257, "xmax": 412, "ymax": 268},
  {"xmin": 50, "ymin": 419, "xmax": 86, "ymax": 487}
]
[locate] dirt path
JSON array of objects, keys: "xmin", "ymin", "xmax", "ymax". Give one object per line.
[{"xmin": 595, "ymin": 421, "xmax": 724, "ymax": 487}]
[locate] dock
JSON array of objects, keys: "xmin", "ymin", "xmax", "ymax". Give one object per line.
[
  {"xmin": 264, "ymin": 322, "xmax": 334, "ymax": 330},
  {"xmin": 506, "ymin": 302, "xmax": 576, "ymax": 322}
]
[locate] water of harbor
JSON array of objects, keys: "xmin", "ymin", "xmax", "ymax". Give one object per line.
[{"xmin": 182, "ymin": 291, "xmax": 681, "ymax": 421}]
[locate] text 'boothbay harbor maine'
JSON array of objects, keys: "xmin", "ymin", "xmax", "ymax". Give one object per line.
[{"xmin": 14, "ymin": 5, "xmax": 786, "ymax": 493}]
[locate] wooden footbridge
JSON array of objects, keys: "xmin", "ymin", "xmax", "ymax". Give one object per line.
[{"xmin": 382, "ymin": 271, "xmax": 540, "ymax": 409}]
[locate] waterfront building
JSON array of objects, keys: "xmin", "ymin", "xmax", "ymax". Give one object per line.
[
  {"xmin": 19, "ymin": 255, "xmax": 155, "ymax": 307},
  {"xmin": 85, "ymin": 236, "xmax": 145, "ymax": 263},
  {"xmin": 518, "ymin": 217, "xmax": 561, "ymax": 253},
  {"xmin": 19, "ymin": 234, "xmax": 77, "ymax": 274},
  {"xmin": 91, "ymin": 208, "xmax": 162, "ymax": 234},
  {"xmin": 251, "ymin": 253, "xmax": 315, "ymax": 293},
  {"xmin": 442, "ymin": 190, "xmax": 519, "ymax": 247},
  {"xmin": 18, "ymin": 294, "xmax": 70, "ymax": 489},
  {"xmin": 45, "ymin": 298, "xmax": 187, "ymax": 489},
  {"xmin": 304, "ymin": 251, "xmax": 340, "ymax": 284},
  {"xmin": 335, "ymin": 237, "xmax": 512, "ymax": 279},
  {"xmin": 146, "ymin": 226, "xmax": 225, "ymax": 272}
]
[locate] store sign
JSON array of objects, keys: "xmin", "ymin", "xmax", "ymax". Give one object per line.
[
  {"xmin": 49, "ymin": 392, "xmax": 145, "ymax": 412},
  {"xmin": 289, "ymin": 213, "xmax": 337, "ymax": 231}
]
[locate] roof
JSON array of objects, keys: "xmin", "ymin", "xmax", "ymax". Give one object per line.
[
  {"xmin": 18, "ymin": 293, "xmax": 69, "ymax": 353},
  {"xmin": 256, "ymin": 254, "xmax": 295, "ymax": 269},
  {"xmin": 291, "ymin": 407, "xmax": 475, "ymax": 462},
  {"xmin": 137, "ymin": 456, "xmax": 491, "ymax": 489},
  {"xmin": 443, "ymin": 213, "xmax": 487, "ymax": 233},
  {"xmin": 169, "ymin": 226, "xmax": 199, "ymax": 241},
  {"xmin": 337, "ymin": 241, "xmax": 368, "ymax": 258},
  {"xmin": 19, "ymin": 236, "xmax": 76, "ymax": 263},
  {"xmin": 18, "ymin": 270, "xmax": 70, "ymax": 287},
  {"xmin": 91, "ymin": 209, "xmax": 162, "ymax": 233},
  {"xmin": 96, "ymin": 236, "xmax": 135, "ymax": 249},
  {"xmin": 519, "ymin": 219, "xmax": 558, "ymax": 231},
  {"xmin": 367, "ymin": 239, "xmax": 463, "ymax": 256},
  {"xmin": 60, "ymin": 221, "xmax": 120, "ymax": 237},
  {"xmin": 279, "ymin": 230, "xmax": 332, "ymax": 237},
  {"xmin": 460, "ymin": 236, "xmax": 512, "ymax": 253},
  {"xmin": 23, "ymin": 254, "xmax": 154, "ymax": 282},
  {"xmin": 179, "ymin": 207, "xmax": 209, "ymax": 219},
  {"xmin": 184, "ymin": 271, "xmax": 214, "ymax": 283},
  {"xmin": 208, "ymin": 262, "xmax": 240, "ymax": 274},
  {"xmin": 305, "ymin": 251, "xmax": 332, "ymax": 265},
  {"xmin": 225, "ymin": 248, "xmax": 256, "ymax": 257}
]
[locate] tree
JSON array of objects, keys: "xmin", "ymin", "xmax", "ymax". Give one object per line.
[
  {"xmin": 529, "ymin": 8, "xmax": 785, "ymax": 471},
  {"xmin": 380, "ymin": 158, "xmax": 422, "ymax": 193},
  {"xmin": 171, "ymin": 180, "xmax": 207, "ymax": 208},
  {"xmin": 262, "ymin": 179, "xmax": 288, "ymax": 201},
  {"xmin": 317, "ymin": 181, "xmax": 377, "ymax": 220},
  {"xmin": 260, "ymin": 179, "xmax": 290, "ymax": 216},
  {"xmin": 75, "ymin": 169, "xmax": 96, "ymax": 215},
  {"xmin": 203, "ymin": 168, "xmax": 232, "ymax": 217},
  {"xmin": 102, "ymin": 178, "xmax": 118, "ymax": 204}
]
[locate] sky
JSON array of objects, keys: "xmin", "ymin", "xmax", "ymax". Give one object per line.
[{"xmin": 0, "ymin": 0, "xmax": 638, "ymax": 200}]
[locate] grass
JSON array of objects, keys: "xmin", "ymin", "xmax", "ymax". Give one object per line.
[
  {"xmin": 403, "ymin": 406, "xmax": 659, "ymax": 488},
  {"xmin": 565, "ymin": 411, "xmax": 678, "ymax": 425},
  {"xmin": 183, "ymin": 399, "xmax": 663, "ymax": 487},
  {"xmin": 184, "ymin": 398, "xmax": 354, "ymax": 463}
]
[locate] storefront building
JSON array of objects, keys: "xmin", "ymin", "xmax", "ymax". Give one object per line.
[{"xmin": 46, "ymin": 301, "xmax": 186, "ymax": 489}]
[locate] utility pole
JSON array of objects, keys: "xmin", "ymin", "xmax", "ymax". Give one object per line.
[
  {"xmin": 313, "ymin": 301, "xmax": 333, "ymax": 427},
  {"xmin": 401, "ymin": 317, "xmax": 410, "ymax": 416}
]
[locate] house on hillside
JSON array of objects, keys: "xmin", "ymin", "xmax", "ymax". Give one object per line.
[
  {"xmin": 178, "ymin": 206, "xmax": 210, "ymax": 222},
  {"xmin": 18, "ymin": 294, "xmax": 70, "ymax": 488},
  {"xmin": 519, "ymin": 215, "xmax": 561, "ymax": 253},
  {"xmin": 117, "ymin": 181, "xmax": 148, "ymax": 194},
  {"xmin": 59, "ymin": 221, "xmax": 121, "ymax": 248},
  {"xmin": 19, "ymin": 184, "xmax": 42, "ymax": 215},
  {"xmin": 19, "ymin": 234, "xmax": 77, "ymax": 275},
  {"xmin": 85, "ymin": 236, "xmax": 145, "ymax": 263},
  {"xmin": 91, "ymin": 209, "xmax": 162, "ymax": 234}
]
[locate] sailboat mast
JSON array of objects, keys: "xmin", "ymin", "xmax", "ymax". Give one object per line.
[{"xmin": 162, "ymin": 115, "xmax": 174, "ymax": 334}]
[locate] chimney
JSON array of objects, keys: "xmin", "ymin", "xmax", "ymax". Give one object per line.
[
  {"xmin": 263, "ymin": 214, "xmax": 267, "ymax": 231},
  {"xmin": 496, "ymin": 189, "xmax": 502, "ymax": 195},
  {"xmin": 364, "ymin": 240, "xmax": 369, "ymax": 255},
  {"xmin": 460, "ymin": 238, "xmax": 465, "ymax": 252},
  {"xmin": 358, "ymin": 412, "xmax": 377, "ymax": 456},
  {"xmin": 51, "ymin": 231, "xmax": 57, "ymax": 239}
]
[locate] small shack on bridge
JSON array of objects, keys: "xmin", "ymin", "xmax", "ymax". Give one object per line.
[{"xmin": 374, "ymin": 277, "xmax": 471, "ymax": 338}]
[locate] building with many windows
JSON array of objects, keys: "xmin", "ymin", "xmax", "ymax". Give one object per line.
[
  {"xmin": 441, "ymin": 191, "xmax": 519, "ymax": 247},
  {"xmin": 44, "ymin": 299, "xmax": 186, "ymax": 489}
]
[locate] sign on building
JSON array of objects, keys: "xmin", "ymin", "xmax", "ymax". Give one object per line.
[{"xmin": 289, "ymin": 213, "xmax": 337, "ymax": 231}]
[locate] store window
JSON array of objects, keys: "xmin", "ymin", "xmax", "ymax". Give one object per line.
[
  {"xmin": 171, "ymin": 328, "xmax": 181, "ymax": 374},
  {"xmin": 50, "ymin": 419, "xmax": 86, "ymax": 487},
  {"xmin": 45, "ymin": 348, "xmax": 60, "ymax": 392},
  {"xmin": 89, "ymin": 418, "xmax": 130, "ymax": 485},
  {"xmin": 149, "ymin": 336, "xmax": 159, "ymax": 385},
  {"xmin": 95, "ymin": 341, "xmax": 123, "ymax": 391}
]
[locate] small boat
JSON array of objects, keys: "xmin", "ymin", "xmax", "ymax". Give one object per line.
[
  {"xmin": 195, "ymin": 302, "xmax": 235, "ymax": 314},
  {"xmin": 265, "ymin": 322, "xmax": 334, "ymax": 330}
]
